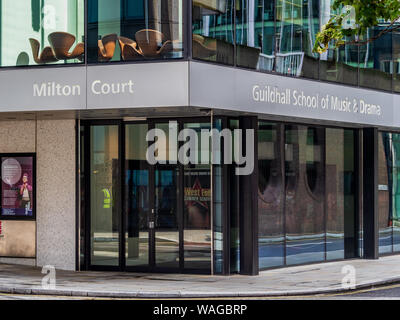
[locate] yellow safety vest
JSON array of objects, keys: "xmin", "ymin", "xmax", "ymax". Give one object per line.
[{"xmin": 102, "ymin": 189, "xmax": 111, "ymax": 209}]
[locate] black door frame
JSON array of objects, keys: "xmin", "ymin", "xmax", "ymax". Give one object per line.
[
  {"xmin": 82, "ymin": 117, "xmax": 212, "ymax": 274},
  {"xmin": 82, "ymin": 119, "xmax": 123, "ymax": 272}
]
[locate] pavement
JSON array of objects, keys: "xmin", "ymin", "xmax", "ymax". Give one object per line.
[{"xmin": 1, "ymin": 255, "xmax": 400, "ymax": 298}]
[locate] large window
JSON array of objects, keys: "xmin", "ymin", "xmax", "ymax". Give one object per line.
[
  {"xmin": 258, "ymin": 122, "xmax": 284, "ymax": 268},
  {"xmin": 359, "ymin": 28, "xmax": 393, "ymax": 92},
  {"xmin": 258, "ymin": 123, "xmax": 357, "ymax": 269},
  {"xmin": 378, "ymin": 132, "xmax": 400, "ymax": 255},
  {"xmin": 0, "ymin": 0, "xmax": 84, "ymax": 67},
  {"xmin": 192, "ymin": 0, "xmax": 234, "ymax": 65},
  {"xmin": 319, "ymin": 1, "xmax": 358, "ymax": 86},
  {"xmin": 235, "ymin": 0, "xmax": 275, "ymax": 71},
  {"xmin": 87, "ymin": 0, "xmax": 183, "ymax": 63},
  {"xmin": 191, "ymin": 0, "xmax": 400, "ymax": 93},
  {"xmin": 275, "ymin": 0, "xmax": 319, "ymax": 79}
]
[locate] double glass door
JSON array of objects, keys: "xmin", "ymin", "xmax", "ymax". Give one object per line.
[{"xmin": 85, "ymin": 120, "xmax": 211, "ymax": 273}]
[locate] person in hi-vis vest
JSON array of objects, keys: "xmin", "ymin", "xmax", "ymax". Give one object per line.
[{"xmin": 102, "ymin": 188, "xmax": 111, "ymax": 209}]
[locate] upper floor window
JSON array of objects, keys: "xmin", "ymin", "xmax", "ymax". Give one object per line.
[
  {"xmin": 0, "ymin": 0, "xmax": 84, "ymax": 67},
  {"xmin": 87, "ymin": 0, "xmax": 184, "ymax": 63},
  {"xmin": 192, "ymin": 0, "xmax": 234, "ymax": 66}
]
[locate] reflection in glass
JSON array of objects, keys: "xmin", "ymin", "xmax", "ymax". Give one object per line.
[
  {"xmin": 192, "ymin": 0, "xmax": 235, "ymax": 65},
  {"xmin": 326, "ymin": 129, "xmax": 355, "ymax": 260},
  {"xmin": 0, "ymin": 0, "xmax": 84, "ymax": 67},
  {"xmin": 155, "ymin": 168, "xmax": 179, "ymax": 268},
  {"xmin": 90, "ymin": 125, "xmax": 119, "ymax": 266},
  {"xmin": 285, "ymin": 125, "xmax": 325, "ymax": 265},
  {"xmin": 320, "ymin": 42, "xmax": 358, "ymax": 86},
  {"xmin": 258, "ymin": 122, "xmax": 284, "ymax": 268},
  {"xmin": 378, "ymin": 132, "xmax": 400, "ymax": 254},
  {"xmin": 275, "ymin": 0, "xmax": 319, "ymax": 78},
  {"xmin": 88, "ymin": 0, "xmax": 183, "ymax": 63},
  {"xmin": 213, "ymin": 119, "xmax": 223, "ymax": 274},
  {"xmin": 183, "ymin": 123, "xmax": 212, "ymax": 271},
  {"xmin": 359, "ymin": 28, "xmax": 392, "ymax": 91},
  {"xmin": 125, "ymin": 124, "xmax": 149, "ymax": 267},
  {"xmin": 235, "ymin": 0, "xmax": 275, "ymax": 71},
  {"xmin": 393, "ymin": 28, "xmax": 400, "ymax": 92},
  {"xmin": 319, "ymin": 3, "xmax": 358, "ymax": 85}
]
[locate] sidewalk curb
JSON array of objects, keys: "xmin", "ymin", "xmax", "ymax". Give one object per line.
[{"xmin": 1, "ymin": 276, "xmax": 400, "ymax": 298}]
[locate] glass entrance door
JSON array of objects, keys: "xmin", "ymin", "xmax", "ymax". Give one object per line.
[
  {"xmin": 153, "ymin": 166, "xmax": 180, "ymax": 270},
  {"xmin": 89, "ymin": 124, "xmax": 120, "ymax": 267},
  {"xmin": 124, "ymin": 122, "xmax": 181, "ymax": 272},
  {"xmin": 85, "ymin": 120, "xmax": 212, "ymax": 273},
  {"xmin": 125, "ymin": 123, "xmax": 150, "ymax": 268}
]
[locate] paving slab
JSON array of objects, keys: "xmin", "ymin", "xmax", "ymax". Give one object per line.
[{"xmin": 0, "ymin": 256, "xmax": 400, "ymax": 298}]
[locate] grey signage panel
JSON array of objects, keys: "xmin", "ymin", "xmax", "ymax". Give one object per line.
[
  {"xmin": 190, "ymin": 62, "xmax": 397, "ymax": 128},
  {"xmin": 87, "ymin": 62, "xmax": 189, "ymax": 109},
  {"xmin": 0, "ymin": 66, "xmax": 86, "ymax": 112}
]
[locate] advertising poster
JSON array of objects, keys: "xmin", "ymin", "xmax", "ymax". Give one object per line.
[
  {"xmin": 184, "ymin": 169, "xmax": 211, "ymax": 229},
  {"xmin": 1, "ymin": 157, "xmax": 34, "ymax": 218}
]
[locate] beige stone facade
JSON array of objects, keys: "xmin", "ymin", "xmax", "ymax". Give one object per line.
[{"xmin": 0, "ymin": 119, "xmax": 76, "ymax": 271}]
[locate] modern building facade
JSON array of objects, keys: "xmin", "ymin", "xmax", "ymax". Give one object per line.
[{"xmin": 0, "ymin": 0, "xmax": 398, "ymax": 275}]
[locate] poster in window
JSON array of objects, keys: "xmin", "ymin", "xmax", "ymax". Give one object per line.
[
  {"xmin": 1, "ymin": 157, "xmax": 34, "ymax": 218},
  {"xmin": 184, "ymin": 169, "xmax": 211, "ymax": 229}
]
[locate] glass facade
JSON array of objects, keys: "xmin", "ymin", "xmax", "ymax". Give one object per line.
[
  {"xmin": 90, "ymin": 125, "xmax": 120, "ymax": 266},
  {"xmin": 183, "ymin": 122, "xmax": 212, "ymax": 271},
  {"xmin": 192, "ymin": 1, "xmax": 400, "ymax": 92},
  {"xmin": 0, "ymin": 0, "xmax": 84, "ymax": 67},
  {"xmin": 87, "ymin": 0, "xmax": 183, "ymax": 63},
  {"xmin": 192, "ymin": 0, "xmax": 234, "ymax": 65},
  {"xmin": 378, "ymin": 132, "xmax": 400, "ymax": 255},
  {"xmin": 125, "ymin": 123, "xmax": 150, "ymax": 267},
  {"xmin": 82, "ymin": 119, "xmax": 213, "ymax": 273},
  {"xmin": 0, "ymin": 1, "xmax": 398, "ymax": 95},
  {"xmin": 258, "ymin": 122, "xmax": 357, "ymax": 269}
]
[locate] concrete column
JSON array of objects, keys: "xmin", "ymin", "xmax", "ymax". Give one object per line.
[{"xmin": 239, "ymin": 116, "xmax": 259, "ymax": 275}]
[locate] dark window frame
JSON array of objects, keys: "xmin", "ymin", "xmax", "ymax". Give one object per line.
[{"xmin": 257, "ymin": 120, "xmax": 360, "ymax": 271}]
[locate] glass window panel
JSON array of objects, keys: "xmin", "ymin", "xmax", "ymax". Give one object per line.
[
  {"xmin": 213, "ymin": 119, "xmax": 223, "ymax": 274},
  {"xmin": 326, "ymin": 128, "xmax": 355, "ymax": 260},
  {"xmin": 378, "ymin": 132, "xmax": 394, "ymax": 254},
  {"xmin": 258, "ymin": 122, "xmax": 284, "ymax": 269},
  {"xmin": 378, "ymin": 132, "xmax": 400, "ymax": 254},
  {"xmin": 192, "ymin": 0, "xmax": 235, "ymax": 65},
  {"xmin": 0, "ymin": 0, "xmax": 84, "ymax": 67},
  {"xmin": 154, "ymin": 122, "xmax": 177, "ymax": 163},
  {"xmin": 155, "ymin": 167, "xmax": 179, "ymax": 269},
  {"xmin": 275, "ymin": 0, "xmax": 319, "ymax": 79},
  {"xmin": 319, "ymin": 3, "xmax": 358, "ymax": 85},
  {"xmin": 392, "ymin": 134, "xmax": 400, "ymax": 252},
  {"xmin": 359, "ymin": 28, "xmax": 393, "ymax": 91},
  {"xmin": 319, "ymin": 42, "xmax": 359, "ymax": 86},
  {"xmin": 183, "ymin": 122, "xmax": 212, "ymax": 271},
  {"xmin": 125, "ymin": 124, "xmax": 150, "ymax": 267},
  {"xmin": 235, "ymin": 0, "xmax": 275, "ymax": 71},
  {"xmin": 393, "ymin": 28, "xmax": 400, "ymax": 92},
  {"xmin": 88, "ymin": 0, "xmax": 183, "ymax": 63},
  {"xmin": 90, "ymin": 125, "xmax": 120, "ymax": 266},
  {"xmin": 285, "ymin": 125, "xmax": 325, "ymax": 265}
]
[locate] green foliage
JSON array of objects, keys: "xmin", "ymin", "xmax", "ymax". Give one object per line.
[{"xmin": 313, "ymin": 0, "xmax": 400, "ymax": 53}]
